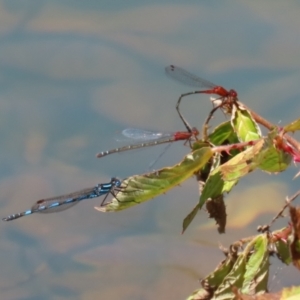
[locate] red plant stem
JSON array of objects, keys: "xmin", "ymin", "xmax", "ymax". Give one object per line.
[
  {"xmin": 212, "ymin": 140, "xmax": 259, "ymax": 154},
  {"xmin": 240, "ymin": 102, "xmax": 300, "ymax": 152}
]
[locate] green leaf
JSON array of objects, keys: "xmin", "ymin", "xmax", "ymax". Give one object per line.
[
  {"xmin": 96, "ymin": 147, "xmax": 213, "ymax": 212},
  {"xmin": 209, "ymin": 121, "xmax": 239, "ymax": 146},
  {"xmin": 182, "ymin": 203, "xmax": 200, "ymax": 234},
  {"xmin": 255, "ymin": 143, "xmax": 292, "ymax": 173},
  {"xmin": 283, "ymin": 117, "xmax": 300, "ymax": 133},
  {"xmin": 199, "ymin": 171, "xmax": 227, "ymax": 210},
  {"xmin": 199, "ymin": 139, "xmax": 264, "ymax": 210},
  {"xmin": 213, "ymin": 251, "xmax": 247, "ymax": 299},
  {"xmin": 202, "ymin": 250, "xmax": 238, "ymax": 291},
  {"xmin": 214, "ymin": 234, "xmax": 268, "ymax": 299},
  {"xmin": 208, "ymin": 121, "xmax": 241, "ymax": 168},
  {"xmin": 282, "ymin": 286, "xmax": 300, "ymax": 299},
  {"xmin": 289, "ymin": 205, "xmax": 300, "ymax": 270},
  {"xmin": 231, "ymin": 104, "xmax": 262, "ymax": 142},
  {"xmin": 241, "ymin": 235, "xmax": 269, "ymax": 294},
  {"xmin": 191, "ymin": 141, "xmax": 210, "ymax": 151},
  {"xmin": 275, "ymin": 240, "xmax": 292, "ymax": 265}
]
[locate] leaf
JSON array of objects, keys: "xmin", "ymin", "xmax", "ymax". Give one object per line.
[
  {"xmin": 241, "ymin": 235, "xmax": 269, "ymax": 294},
  {"xmin": 254, "ymin": 130, "xmax": 292, "ymax": 173},
  {"xmin": 282, "ymin": 286, "xmax": 300, "ymax": 299},
  {"xmin": 289, "ymin": 205, "xmax": 300, "ymax": 270},
  {"xmin": 199, "ymin": 171, "xmax": 227, "ymax": 210},
  {"xmin": 214, "ymin": 235, "xmax": 269, "ymax": 299},
  {"xmin": 185, "ymin": 288, "xmax": 211, "ymax": 300},
  {"xmin": 192, "ymin": 141, "xmax": 210, "ymax": 151},
  {"xmin": 205, "ymin": 195, "xmax": 227, "ymax": 234},
  {"xmin": 198, "ymin": 141, "xmax": 264, "ymax": 233},
  {"xmin": 231, "ymin": 104, "xmax": 262, "ymax": 142},
  {"xmin": 213, "ymin": 251, "xmax": 247, "ymax": 299},
  {"xmin": 182, "ymin": 203, "xmax": 201, "ymax": 234},
  {"xmin": 199, "ymin": 140, "xmax": 265, "ymax": 210},
  {"xmin": 270, "ymin": 226, "xmax": 292, "ymax": 265},
  {"xmin": 95, "ymin": 147, "xmax": 213, "ymax": 212},
  {"xmin": 256, "ymin": 145, "xmax": 292, "ymax": 173},
  {"xmin": 209, "ymin": 121, "xmax": 239, "ymax": 146},
  {"xmin": 201, "ymin": 248, "xmax": 238, "ymax": 291},
  {"xmin": 283, "ymin": 117, "xmax": 300, "ymax": 133},
  {"xmin": 208, "ymin": 121, "xmax": 241, "ymax": 164},
  {"xmin": 275, "ymin": 239, "xmax": 292, "ymax": 265}
]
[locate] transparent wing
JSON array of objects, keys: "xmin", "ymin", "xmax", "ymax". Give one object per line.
[
  {"xmin": 122, "ymin": 128, "xmax": 171, "ymax": 141},
  {"xmin": 165, "ymin": 65, "xmax": 216, "ymax": 89}
]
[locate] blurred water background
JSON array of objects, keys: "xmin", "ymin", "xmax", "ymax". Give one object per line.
[{"xmin": 1, "ymin": 1, "xmax": 300, "ymax": 299}]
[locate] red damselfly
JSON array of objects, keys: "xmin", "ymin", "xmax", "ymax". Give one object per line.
[
  {"xmin": 96, "ymin": 127, "xmax": 199, "ymax": 158},
  {"xmin": 165, "ymin": 65, "xmax": 238, "ymax": 132}
]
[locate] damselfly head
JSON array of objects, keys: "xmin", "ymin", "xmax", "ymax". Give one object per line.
[
  {"xmin": 111, "ymin": 177, "xmax": 122, "ymax": 187},
  {"xmin": 229, "ymin": 89, "xmax": 238, "ymax": 98}
]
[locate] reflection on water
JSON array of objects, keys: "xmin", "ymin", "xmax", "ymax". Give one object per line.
[{"xmin": 0, "ymin": 1, "xmax": 299, "ymax": 299}]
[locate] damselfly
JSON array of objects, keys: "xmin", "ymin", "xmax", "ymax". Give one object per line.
[
  {"xmin": 2, "ymin": 177, "xmax": 122, "ymax": 221},
  {"xmin": 165, "ymin": 65, "xmax": 238, "ymax": 132},
  {"xmin": 96, "ymin": 127, "xmax": 199, "ymax": 158}
]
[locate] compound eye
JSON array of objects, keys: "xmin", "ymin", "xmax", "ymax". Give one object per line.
[{"xmin": 230, "ymin": 89, "xmax": 238, "ymax": 97}]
